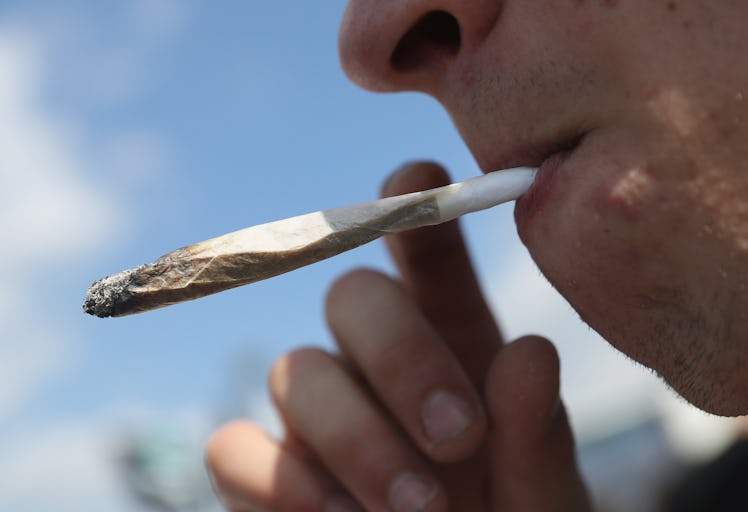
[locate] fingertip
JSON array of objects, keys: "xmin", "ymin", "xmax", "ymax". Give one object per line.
[
  {"xmin": 207, "ymin": 419, "xmax": 253, "ymax": 455},
  {"xmin": 206, "ymin": 421, "xmax": 260, "ymax": 480},
  {"xmin": 207, "ymin": 421, "xmax": 341, "ymax": 512},
  {"xmin": 205, "ymin": 421, "xmax": 272, "ymax": 510},
  {"xmin": 381, "ymin": 161, "xmax": 451, "ymax": 198},
  {"xmin": 269, "ymin": 346, "xmax": 338, "ymax": 406},
  {"xmin": 324, "ymin": 268, "xmax": 393, "ymax": 328},
  {"xmin": 484, "ymin": 336, "xmax": 564, "ymax": 461},
  {"xmin": 484, "ymin": 337, "xmax": 590, "ymax": 510},
  {"xmin": 486, "ymin": 335, "xmax": 561, "ymax": 412}
]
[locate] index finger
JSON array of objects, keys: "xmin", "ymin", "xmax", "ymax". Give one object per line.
[{"xmin": 381, "ymin": 161, "xmax": 504, "ymax": 387}]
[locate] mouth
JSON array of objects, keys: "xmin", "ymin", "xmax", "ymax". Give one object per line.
[{"xmin": 498, "ymin": 132, "xmax": 585, "ymax": 226}]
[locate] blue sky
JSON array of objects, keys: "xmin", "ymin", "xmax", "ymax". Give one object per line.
[{"xmin": 0, "ymin": 2, "xmax": 736, "ymax": 511}]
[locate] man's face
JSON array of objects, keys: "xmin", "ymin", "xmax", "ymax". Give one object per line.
[{"xmin": 338, "ymin": 0, "xmax": 748, "ymax": 415}]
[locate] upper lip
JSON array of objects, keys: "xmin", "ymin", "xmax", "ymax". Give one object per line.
[{"xmin": 473, "ymin": 131, "xmax": 586, "ymax": 173}]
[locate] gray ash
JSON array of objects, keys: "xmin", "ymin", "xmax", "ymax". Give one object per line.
[{"xmin": 83, "ymin": 267, "xmax": 141, "ymax": 318}]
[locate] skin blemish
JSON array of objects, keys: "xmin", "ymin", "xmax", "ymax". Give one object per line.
[
  {"xmin": 608, "ymin": 166, "xmax": 653, "ymax": 221},
  {"xmin": 689, "ymin": 167, "xmax": 748, "ymax": 254},
  {"xmin": 648, "ymin": 88, "xmax": 701, "ymax": 139}
]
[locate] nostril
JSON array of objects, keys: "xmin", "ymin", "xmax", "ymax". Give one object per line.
[{"xmin": 391, "ymin": 11, "xmax": 461, "ymax": 73}]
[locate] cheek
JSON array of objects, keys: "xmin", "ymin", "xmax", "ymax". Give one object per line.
[{"xmin": 528, "ymin": 160, "xmax": 665, "ymax": 278}]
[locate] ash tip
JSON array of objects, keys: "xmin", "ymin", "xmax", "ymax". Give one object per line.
[{"xmin": 83, "ymin": 267, "xmax": 140, "ymax": 318}]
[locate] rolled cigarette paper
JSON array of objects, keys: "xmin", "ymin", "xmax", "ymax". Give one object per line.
[{"xmin": 84, "ymin": 167, "xmax": 536, "ymax": 317}]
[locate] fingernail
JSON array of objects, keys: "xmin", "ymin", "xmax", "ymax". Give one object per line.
[
  {"xmin": 389, "ymin": 472, "xmax": 438, "ymax": 512},
  {"xmin": 422, "ymin": 390, "xmax": 474, "ymax": 444},
  {"xmin": 325, "ymin": 495, "xmax": 363, "ymax": 512}
]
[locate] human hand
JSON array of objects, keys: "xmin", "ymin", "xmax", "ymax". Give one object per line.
[{"xmin": 207, "ymin": 162, "xmax": 591, "ymax": 511}]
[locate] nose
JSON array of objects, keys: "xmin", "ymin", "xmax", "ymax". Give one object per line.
[{"xmin": 339, "ymin": 0, "xmax": 502, "ymax": 95}]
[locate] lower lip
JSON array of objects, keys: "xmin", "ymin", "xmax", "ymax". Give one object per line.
[{"xmin": 514, "ymin": 149, "xmax": 571, "ymax": 226}]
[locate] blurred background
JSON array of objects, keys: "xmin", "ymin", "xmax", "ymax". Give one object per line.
[{"xmin": 0, "ymin": 1, "xmax": 744, "ymax": 511}]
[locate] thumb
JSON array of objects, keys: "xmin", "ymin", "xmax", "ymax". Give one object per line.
[{"xmin": 484, "ymin": 336, "xmax": 591, "ymax": 511}]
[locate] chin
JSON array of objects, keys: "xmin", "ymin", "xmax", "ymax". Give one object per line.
[
  {"xmin": 589, "ymin": 299, "xmax": 748, "ymax": 418},
  {"xmin": 662, "ymin": 339, "xmax": 748, "ymax": 417},
  {"xmin": 667, "ymin": 371, "xmax": 748, "ymax": 418}
]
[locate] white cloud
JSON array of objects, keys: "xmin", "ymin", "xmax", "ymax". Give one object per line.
[
  {"xmin": 0, "ymin": 10, "xmax": 214, "ymax": 510},
  {"xmin": 0, "ymin": 420, "xmax": 129, "ymax": 512},
  {"xmin": 0, "ymin": 36, "xmax": 120, "ymax": 264},
  {"xmin": 4, "ymin": 1, "xmax": 193, "ymax": 107},
  {"xmin": 0, "ymin": 1, "xmax": 178, "ymax": 421},
  {"xmin": 0, "ymin": 4, "xmax": 263, "ymax": 511},
  {"xmin": 0, "ymin": 404, "xmax": 221, "ymax": 512},
  {"xmin": 0, "ymin": 305, "xmax": 73, "ymax": 421},
  {"xmin": 0, "ymin": 30, "xmax": 123, "ymax": 420}
]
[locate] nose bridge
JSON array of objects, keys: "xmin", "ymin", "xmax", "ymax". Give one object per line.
[{"xmin": 339, "ymin": 0, "xmax": 502, "ymax": 94}]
